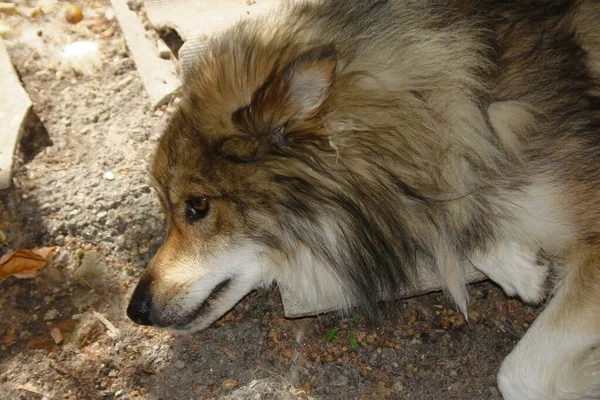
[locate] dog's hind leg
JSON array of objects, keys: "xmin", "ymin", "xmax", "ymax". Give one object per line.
[{"xmin": 497, "ymin": 245, "xmax": 600, "ymax": 400}]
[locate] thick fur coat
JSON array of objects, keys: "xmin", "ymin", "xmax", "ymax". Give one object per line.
[{"xmin": 127, "ymin": 1, "xmax": 600, "ymax": 398}]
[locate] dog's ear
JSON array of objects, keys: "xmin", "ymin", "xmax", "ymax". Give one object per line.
[
  {"xmin": 224, "ymin": 45, "xmax": 336, "ymax": 162},
  {"xmin": 250, "ymin": 44, "xmax": 337, "ymax": 123},
  {"xmin": 273, "ymin": 44, "xmax": 337, "ymax": 120}
]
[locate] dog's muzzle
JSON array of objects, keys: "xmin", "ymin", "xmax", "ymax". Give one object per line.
[{"xmin": 127, "ymin": 276, "xmax": 154, "ymax": 326}]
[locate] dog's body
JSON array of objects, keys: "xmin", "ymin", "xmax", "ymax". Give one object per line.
[{"xmin": 127, "ymin": 1, "xmax": 600, "ymax": 398}]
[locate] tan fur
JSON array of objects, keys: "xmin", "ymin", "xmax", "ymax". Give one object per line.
[{"xmin": 127, "ymin": 1, "xmax": 600, "ymax": 398}]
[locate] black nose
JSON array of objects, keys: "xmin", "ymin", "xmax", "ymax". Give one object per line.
[{"xmin": 127, "ymin": 277, "xmax": 154, "ymax": 326}]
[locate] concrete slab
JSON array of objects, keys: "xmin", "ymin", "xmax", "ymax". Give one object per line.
[
  {"xmin": 0, "ymin": 40, "xmax": 32, "ymax": 190},
  {"xmin": 144, "ymin": 0, "xmax": 285, "ymax": 41},
  {"xmin": 111, "ymin": 0, "xmax": 179, "ymax": 108},
  {"xmin": 143, "ymin": 0, "xmax": 298, "ymax": 77}
]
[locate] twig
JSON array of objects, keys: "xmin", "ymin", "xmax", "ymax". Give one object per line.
[
  {"xmin": 92, "ymin": 311, "xmax": 120, "ymax": 339},
  {"xmin": 10, "ymin": 383, "xmax": 49, "ymax": 397},
  {"xmin": 72, "ymin": 272, "xmax": 97, "ymax": 292},
  {"xmin": 138, "ymin": 367, "xmax": 156, "ymax": 375}
]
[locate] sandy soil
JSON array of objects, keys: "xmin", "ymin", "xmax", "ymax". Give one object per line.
[{"xmin": 0, "ymin": 1, "xmax": 543, "ymax": 399}]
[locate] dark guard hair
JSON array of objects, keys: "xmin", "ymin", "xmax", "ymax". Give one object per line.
[
  {"xmin": 132, "ymin": 1, "xmax": 600, "ymax": 397},
  {"xmin": 150, "ymin": 0, "xmax": 600, "ymax": 329}
]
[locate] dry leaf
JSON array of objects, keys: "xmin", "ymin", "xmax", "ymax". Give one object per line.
[{"xmin": 0, "ymin": 247, "xmax": 57, "ymax": 279}]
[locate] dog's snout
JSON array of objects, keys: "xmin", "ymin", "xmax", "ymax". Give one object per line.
[{"xmin": 127, "ymin": 276, "xmax": 154, "ymax": 326}]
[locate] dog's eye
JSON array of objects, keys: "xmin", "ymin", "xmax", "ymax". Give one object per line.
[{"xmin": 186, "ymin": 196, "xmax": 210, "ymax": 222}]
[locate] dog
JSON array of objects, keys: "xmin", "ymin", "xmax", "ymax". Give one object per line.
[{"xmin": 126, "ymin": 1, "xmax": 600, "ymax": 398}]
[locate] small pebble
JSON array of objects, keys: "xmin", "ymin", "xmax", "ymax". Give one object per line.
[
  {"xmin": 393, "ymin": 381, "xmax": 404, "ymax": 392},
  {"xmin": 65, "ymin": 4, "xmax": 83, "ymax": 24},
  {"xmin": 104, "ymin": 7, "xmax": 115, "ymax": 21},
  {"xmin": 0, "ymin": 21, "xmax": 11, "ymax": 38},
  {"xmin": 0, "ymin": 3, "xmax": 18, "ymax": 16},
  {"xmin": 103, "ymin": 171, "xmax": 115, "ymax": 180},
  {"xmin": 29, "ymin": 6, "xmax": 43, "ymax": 18},
  {"xmin": 127, "ymin": 0, "xmax": 142, "ymax": 11},
  {"xmin": 44, "ymin": 309, "xmax": 59, "ymax": 321},
  {"xmin": 157, "ymin": 40, "xmax": 171, "ymax": 60},
  {"xmin": 174, "ymin": 360, "xmax": 185, "ymax": 369},
  {"xmin": 50, "ymin": 327, "xmax": 63, "ymax": 344},
  {"xmin": 222, "ymin": 379, "xmax": 237, "ymax": 389}
]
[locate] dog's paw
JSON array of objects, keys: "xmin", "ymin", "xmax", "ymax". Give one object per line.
[
  {"xmin": 471, "ymin": 241, "xmax": 548, "ymax": 303},
  {"xmin": 498, "ymin": 330, "xmax": 600, "ymax": 400}
]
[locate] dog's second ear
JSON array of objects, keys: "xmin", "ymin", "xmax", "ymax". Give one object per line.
[
  {"xmin": 225, "ymin": 45, "xmax": 336, "ymax": 162},
  {"xmin": 233, "ymin": 45, "xmax": 336, "ymax": 132},
  {"xmin": 275, "ymin": 44, "xmax": 337, "ymax": 120}
]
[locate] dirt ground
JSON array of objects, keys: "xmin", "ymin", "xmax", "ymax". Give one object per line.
[{"xmin": 0, "ymin": 1, "xmax": 543, "ymax": 399}]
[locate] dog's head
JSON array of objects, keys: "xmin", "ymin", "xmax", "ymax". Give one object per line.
[
  {"xmin": 126, "ymin": 39, "xmax": 346, "ymax": 332},
  {"xmin": 126, "ymin": 26, "xmax": 429, "ymax": 332}
]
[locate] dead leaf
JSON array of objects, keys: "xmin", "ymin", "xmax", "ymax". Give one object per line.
[{"xmin": 0, "ymin": 247, "xmax": 57, "ymax": 279}]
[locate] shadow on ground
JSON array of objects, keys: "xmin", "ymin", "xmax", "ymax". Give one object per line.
[{"xmin": 145, "ymin": 284, "xmax": 539, "ymax": 400}]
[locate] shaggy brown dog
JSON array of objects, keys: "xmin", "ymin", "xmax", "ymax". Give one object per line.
[{"xmin": 128, "ymin": 1, "xmax": 600, "ymax": 398}]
